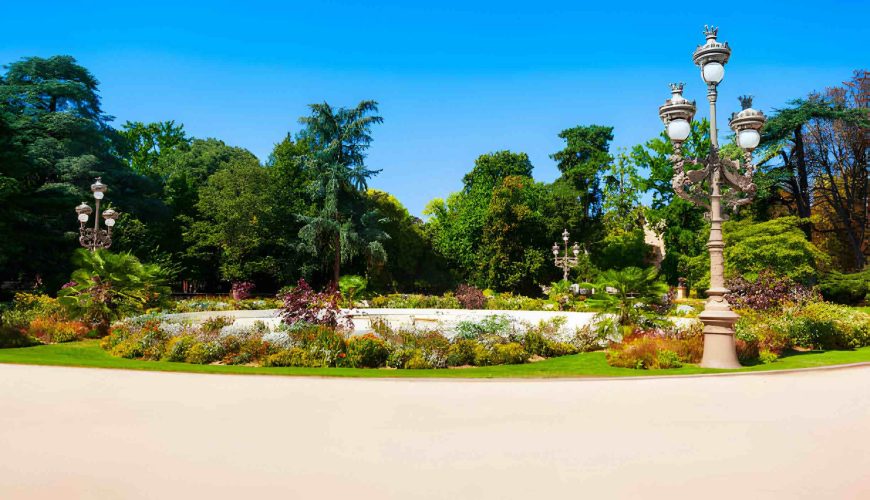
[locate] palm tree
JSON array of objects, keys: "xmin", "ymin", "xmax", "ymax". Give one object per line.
[
  {"xmin": 591, "ymin": 266, "xmax": 669, "ymax": 325},
  {"xmin": 297, "ymin": 100, "xmax": 387, "ymax": 285}
]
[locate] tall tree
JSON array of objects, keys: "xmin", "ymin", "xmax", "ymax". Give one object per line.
[
  {"xmin": 118, "ymin": 120, "xmax": 190, "ymax": 176},
  {"xmin": 550, "ymin": 125, "xmax": 613, "ymax": 219},
  {"xmin": 759, "ymin": 71, "xmax": 869, "ymax": 269},
  {"xmin": 296, "ymin": 100, "xmax": 387, "ymax": 285},
  {"xmin": 0, "ymin": 55, "xmax": 160, "ymax": 289}
]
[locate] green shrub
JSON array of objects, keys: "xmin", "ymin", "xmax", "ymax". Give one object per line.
[
  {"xmin": 163, "ymin": 335, "xmax": 197, "ymax": 362},
  {"xmin": 346, "ymin": 334, "xmax": 391, "ymax": 368},
  {"xmin": 491, "ymin": 342, "xmax": 529, "ymax": 365},
  {"xmin": 200, "ymin": 316, "xmax": 234, "ymax": 334},
  {"xmin": 26, "ymin": 318, "xmax": 89, "ymax": 343},
  {"xmin": 447, "ymin": 339, "xmax": 478, "ymax": 366},
  {"xmin": 405, "ymin": 351, "xmax": 432, "ymax": 369},
  {"xmin": 264, "ymin": 348, "xmax": 311, "ymax": 367},
  {"xmin": 656, "ymin": 349, "xmax": 683, "ymax": 369},
  {"xmin": 759, "ymin": 350, "xmax": 779, "ymax": 364},
  {"xmin": 817, "ymin": 269, "xmax": 870, "ymax": 305},
  {"xmin": 387, "ymin": 345, "xmax": 418, "ymax": 369},
  {"xmin": 186, "ymin": 341, "xmax": 225, "ymax": 364},
  {"xmin": 543, "ymin": 340, "xmax": 578, "ymax": 357},
  {"xmin": 472, "ymin": 343, "xmax": 492, "ymax": 366}
]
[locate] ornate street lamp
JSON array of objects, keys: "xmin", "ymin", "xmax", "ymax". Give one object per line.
[
  {"xmin": 76, "ymin": 177, "xmax": 119, "ymax": 251},
  {"xmin": 552, "ymin": 229, "xmax": 581, "ymax": 282},
  {"xmin": 657, "ymin": 26, "xmax": 766, "ymax": 368}
]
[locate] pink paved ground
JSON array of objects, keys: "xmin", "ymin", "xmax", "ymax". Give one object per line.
[{"xmin": 1, "ymin": 364, "xmax": 868, "ymax": 499}]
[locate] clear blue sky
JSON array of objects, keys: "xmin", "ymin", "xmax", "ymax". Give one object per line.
[{"xmin": 2, "ymin": 1, "xmax": 867, "ymax": 216}]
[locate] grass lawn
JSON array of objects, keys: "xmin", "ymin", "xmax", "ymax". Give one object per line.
[{"xmin": 1, "ymin": 340, "xmax": 869, "ymax": 378}]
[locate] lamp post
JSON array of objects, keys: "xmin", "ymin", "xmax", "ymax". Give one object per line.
[
  {"xmin": 552, "ymin": 229, "xmax": 581, "ymax": 282},
  {"xmin": 75, "ymin": 177, "xmax": 119, "ymax": 251},
  {"xmin": 657, "ymin": 26, "xmax": 766, "ymax": 368}
]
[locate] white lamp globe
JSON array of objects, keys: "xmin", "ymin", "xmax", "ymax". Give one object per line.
[
  {"xmin": 93, "ymin": 191, "xmax": 104, "ymax": 200},
  {"xmin": 737, "ymin": 129, "xmax": 761, "ymax": 150},
  {"xmin": 105, "ymin": 218, "xmax": 116, "ymax": 227},
  {"xmin": 78, "ymin": 213, "xmax": 89, "ymax": 223},
  {"xmin": 702, "ymin": 62, "xmax": 725, "ymax": 84},
  {"xmin": 667, "ymin": 119, "xmax": 691, "ymax": 142}
]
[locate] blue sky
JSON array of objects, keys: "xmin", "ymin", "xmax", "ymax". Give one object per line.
[{"xmin": 2, "ymin": 1, "xmax": 867, "ymax": 216}]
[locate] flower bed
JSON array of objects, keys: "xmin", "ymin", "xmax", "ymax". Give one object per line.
[{"xmin": 100, "ymin": 312, "xmax": 606, "ymax": 369}]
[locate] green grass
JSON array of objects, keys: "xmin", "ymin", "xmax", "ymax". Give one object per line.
[{"xmin": 1, "ymin": 340, "xmax": 869, "ymax": 378}]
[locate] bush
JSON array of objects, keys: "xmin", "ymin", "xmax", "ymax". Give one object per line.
[
  {"xmin": 491, "ymin": 342, "xmax": 529, "ymax": 365},
  {"xmin": 163, "ymin": 335, "xmax": 197, "ymax": 362},
  {"xmin": 0, "ymin": 325, "xmax": 41, "ymax": 348},
  {"xmin": 606, "ymin": 326, "xmax": 702, "ymax": 369},
  {"xmin": 231, "ymin": 281, "xmax": 255, "ymax": 300},
  {"xmin": 2, "ymin": 293, "xmax": 68, "ymax": 329},
  {"xmin": 264, "ymin": 348, "xmax": 311, "ymax": 367},
  {"xmin": 725, "ymin": 270, "xmax": 817, "ymax": 311},
  {"xmin": 186, "ymin": 341, "xmax": 225, "ymax": 364},
  {"xmin": 26, "ymin": 318, "xmax": 89, "ymax": 343},
  {"xmin": 447, "ymin": 339, "xmax": 478, "ymax": 366},
  {"xmin": 346, "ymin": 333, "xmax": 391, "ymax": 368},
  {"xmin": 817, "ymin": 269, "xmax": 870, "ymax": 305},
  {"xmin": 455, "ymin": 284, "xmax": 485, "ymax": 310},
  {"xmin": 279, "ymin": 279, "xmax": 351, "ymax": 330}
]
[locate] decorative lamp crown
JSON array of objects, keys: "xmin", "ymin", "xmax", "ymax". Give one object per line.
[
  {"xmin": 729, "ymin": 95, "xmax": 766, "ymax": 132},
  {"xmin": 659, "ymin": 83, "xmax": 696, "ymax": 124},
  {"xmin": 692, "ymin": 25, "xmax": 731, "ymax": 68},
  {"xmin": 90, "ymin": 177, "xmax": 107, "ymax": 194},
  {"xmin": 75, "ymin": 202, "xmax": 92, "ymax": 215},
  {"xmin": 102, "ymin": 208, "xmax": 119, "ymax": 220}
]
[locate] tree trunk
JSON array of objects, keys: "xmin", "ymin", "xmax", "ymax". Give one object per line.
[
  {"xmin": 792, "ymin": 126, "xmax": 813, "ymax": 239},
  {"xmin": 333, "ymin": 234, "xmax": 341, "ymax": 287}
]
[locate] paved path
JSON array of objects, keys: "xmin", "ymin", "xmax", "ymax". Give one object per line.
[{"xmin": 1, "ymin": 364, "xmax": 869, "ymax": 499}]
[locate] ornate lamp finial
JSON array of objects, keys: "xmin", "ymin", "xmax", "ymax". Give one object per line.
[
  {"xmin": 738, "ymin": 95, "xmax": 754, "ymax": 110},
  {"xmin": 669, "ymin": 82, "xmax": 685, "ymax": 94},
  {"xmin": 703, "ymin": 25, "xmax": 719, "ymax": 40}
]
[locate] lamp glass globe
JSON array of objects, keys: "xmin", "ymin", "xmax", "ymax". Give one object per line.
[
  {"xmin": 667, "ymin": 119, "xmax": 691, "ymax": 142},
  {"xmin": 737, "ymin": 129, "xmax": 761, "ymax": 150},
  {"xmin": 702, "ymin": 62, "xmax": 725, "ymax": 84}
]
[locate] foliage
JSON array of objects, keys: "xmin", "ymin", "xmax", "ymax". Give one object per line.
[
  {"xmin": 817, "ymin": 269, "xmax": 870, "ymax": 305},
  {"xmin": 296, "ymin": 100, "xmax": 387, "ymax": 285},
  {"xmin": 606, "ymin": 325, "xmax": 703, "ymax": 369},
  {"xmin": 550, "ymin": 125, "xmax": 613, "ymax": 220},
  {"xmin": 455, "ymin": 284, "xmax": 486, "ymax": 310},
  {"xmin": 725, "ymin": 270, "xmax": 818, "ymax": 311},
  {"xmin": 231, "ymin": 281, "xmax": 255, "ymax": 300},
  {"xmin": 338, "ymin": 275, "xmax": 368, "ymax": 306},
  {"xmin": 346, "ymin": 333, "xmax": 391, "ymax": 368},
  {"xmin": 591, "ymin": 266, "xmax": 669, "ymax": 325},
  {"xmin": 723, "ymin": 216, "xmax": 830, "ymax": 283},
  {"xmin": 1, "ymin": 324, "xmax": 39, "ymax": 349},
  {"xmin": 278, "ymin": 279, "xmax": 350, "ymax": 329},
  {"xmin": 58, "ymin": 249, "xmax": 169, "ymax": 335},
  {"xmin": 26, "ymin": 318, "xmax": 90, "ymax": 343},
  {"xmin": 169, "ymin": 297, "xmax": 280, "ymax": 312},
  {"xmin": 601, "ymin": 151, "xmax": 645, "ymax": 234}
]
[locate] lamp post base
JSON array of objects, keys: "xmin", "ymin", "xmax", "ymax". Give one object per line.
[{"xmin": 698, "ymin": 299, "xmax": 742, "ymax": 369}]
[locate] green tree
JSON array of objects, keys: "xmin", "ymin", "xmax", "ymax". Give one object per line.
[
  {"xmin": 0, "ymin": 55, "xmax": 161, "ymax": 289},
  {"xmin": 425, "ymin": 151, "xmax": 535, "ymax": 278},
  {"xmin": 187, "ymin": 157, "xmax": 279, "ymax": 284},
  {"xmin": 477, "ymin": 176, "xmax": 548, "ymax": 294},
  {"xmin": 593, "ymin": 266, "xmax": 669, "ymax": 325},
  {"xmin": 550, "ymin": 125, "xmax": 613, "ymax": 219},
  {"xmin": 296, "ymin": 100, "xmax": 387, "ymax": 285},
  {"xmin": 118, "ymin": 120, "xmax": 190, "ymax": 176},
  {"xmin": 601, "ymin": 151, "xmax": 644, "ymax": 234}
]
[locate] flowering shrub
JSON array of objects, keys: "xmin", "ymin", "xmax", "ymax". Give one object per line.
[
  {"xmin": 26, "ymin": 318, "xmax": 89, "ymax": 343},
  {"xmin": 455, "ymin": 284, "xmax": 486, "ymax": 310},
  {"xmin": 231, "ymin": 281, "xmax": 255, "ymax": 300},
  {"xmin": 606, "ymin": 325, "xmax": 703, "ymax": 369},
  {"xmin": 346, "ymin": 333, "xmax": 391, "ymax": 368},
  {"xmin": 279, "ymin": 279, "xmax": 351, "ymax": 330},
  {"xmin": 725, "ymin": 270, "xmax": 818, "ymax": 311}
]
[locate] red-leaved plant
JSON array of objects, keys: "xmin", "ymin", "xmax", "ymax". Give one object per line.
[
  {"xmin": 725, "ymin": 270, "xmax": 818, "ymax": 311},
  {"xmin": 278, "ymin": 279, "xmax": 352, "ymax": 330},
  {"xmin": 455, "ymin": 284, "xmax": 486, "ymax": 310}
]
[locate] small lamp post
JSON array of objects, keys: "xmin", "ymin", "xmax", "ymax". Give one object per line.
[
  {"xmin": 552, "ymin": 229, "xmax": 581, "ymax": 282},
  {"xmin": 76, "ymin": 177, "xmax": 119, "ymax": 251},
  {"xmin": 657, "ymin": 26, "xmax": 766, "ymax": 368}
]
